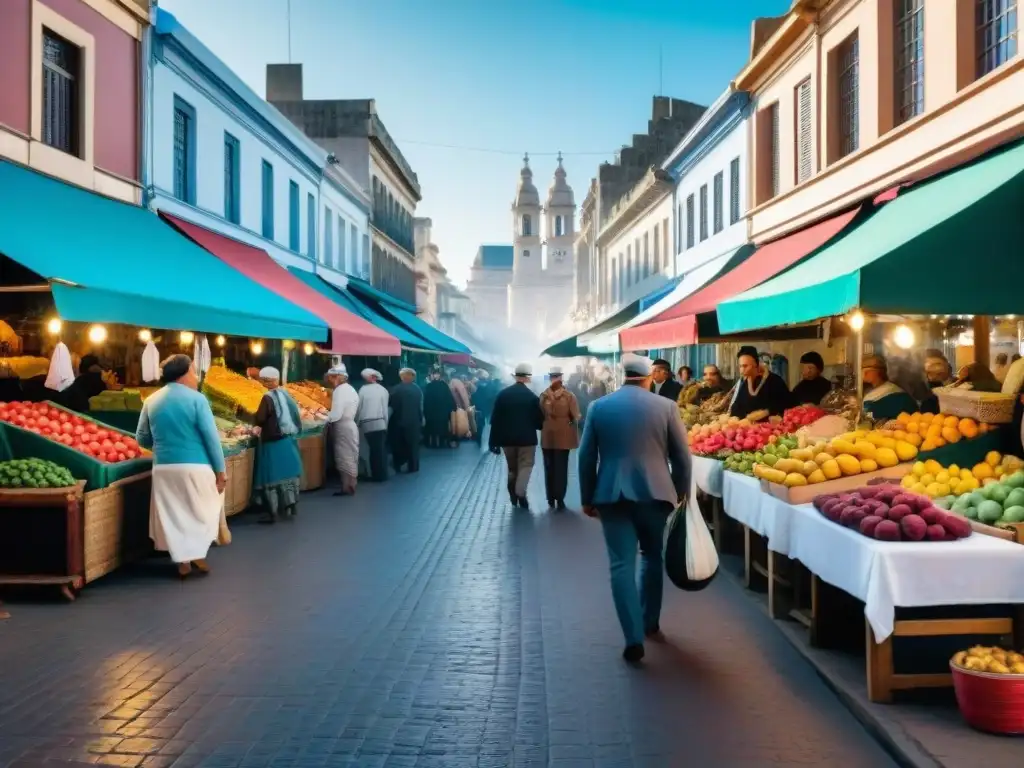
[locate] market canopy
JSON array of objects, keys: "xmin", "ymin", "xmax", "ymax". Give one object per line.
[
  {"xmin": 717, "ymin": 139, "xmax": 1024, "ymax": 333},
  {"xmin": 163, "ymin": 214, "xmax": 398, "ymax": 356},
  {"xmin": 287, "ymin": 268, "xmax": 438, "ymax": 353},
  {"xmin": 619, "ymin": 207, "xmax": 862, "ymax": 350},
  {"xmin": 0, "ymin": 161, "xmax": 327, "ymax": 341}
]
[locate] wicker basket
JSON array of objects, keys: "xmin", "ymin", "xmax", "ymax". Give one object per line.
[
  {"xmin": 299, "ymin": 432, "xmax": 325, "ymax": 491},
  {"xmin": 83, "ymin": 471, "xmax": 153, "ymax": 584},
  {"xmin": 951, "ymin": 663, "xmax": 1024, "ymax": 734},
  {"xmin": 223, "ymin": 448, "xmax": 254, "ymax": 517},
  {"xmin": 935, "ymin": 387, "xmax": 1015, "ymax": 424}
]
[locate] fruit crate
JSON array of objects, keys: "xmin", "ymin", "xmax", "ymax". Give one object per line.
[{"xmin": 759, "ymin": 464, "xmax": 912, "ymax": 505}]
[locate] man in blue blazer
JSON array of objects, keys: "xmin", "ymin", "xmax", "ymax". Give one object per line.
[{"xmin": 578, "ymin": 353, "xmax": 691, "ymax": 662}]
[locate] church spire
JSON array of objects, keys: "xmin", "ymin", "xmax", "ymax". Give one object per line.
[
  {"xmin": 513, "ymin": 151, "xmax": 539, "ymax": 207},
  {"xmin": 547, "ymin": 151, "xmax": 574, "ymax": 207}
]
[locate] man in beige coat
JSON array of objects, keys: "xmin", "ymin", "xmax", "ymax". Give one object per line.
[{"xmin": 540, "ymin": 366, "xmax": 581, "ymax": 509}]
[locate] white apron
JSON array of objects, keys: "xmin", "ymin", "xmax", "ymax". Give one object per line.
[{"xmin": 150, "ymin": 464, "xmax": 224, "ymax": 563}]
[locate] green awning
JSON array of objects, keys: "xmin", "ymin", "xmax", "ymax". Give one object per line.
[
  {"xmin": 345, "ymin": 275, "xmax": 418, "ymax": 312},
  {"xmin": 717, "ymin": 140, "xmax": 1024, "ymax": 333},
  {"xmin": 0, "ymin": 161, "xmax": 327, "ymax": 341},
  {"xmin": 287, "ymin": 268, "xmax": 440, "ymax": 352},
  {"xmin": 542, "ymin": 334, "xmax": 589, "ymax": 357}
]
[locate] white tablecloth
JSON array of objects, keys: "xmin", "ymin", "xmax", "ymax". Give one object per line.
[
  {"xmin": 721, "ymin": 473, "xmax": 767, "ymax": 534},
  {"xmin": 785, "ymin": 502, "xmax": 1024, "ymax": 641},
  {"xmin": 691, "ymin": 456, "xmax": 724, "ymax": 497}
]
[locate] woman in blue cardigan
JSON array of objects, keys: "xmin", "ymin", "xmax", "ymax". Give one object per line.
[{"xmin": 137, "ymin": 354, "xmax": 226, "ymax": 579}]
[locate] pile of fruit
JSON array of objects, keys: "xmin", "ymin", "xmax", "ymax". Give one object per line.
[
  {"xmin": 779, "ymin": 405, "xmax": 827, "ymax": 431},
  {"xmin": 723, "ymin": 435, "xmax": 800, "ymax": 477},
  {"xmin": 202, "ymin": 366, "xmax": 266, "ymax": 415},
  {"xmin": 284, "ymin": 384, "xmax": 329, "ymax": 422},
  {"xmin": 0, "ymin": 402, "xmax": 142, "ymax": 463},
  {"xmin": 753, "ymin": 429, "xmax": 919, "ymax": 487},
  {"xmin": 290, "ymin": 381, "xmax": 333, "ymax": 409},
  {"xmin": 952, "ymin": 646, "xmax": 1024, "ymax": 675},
  {"xmin": 942, "ymin": 466, "xmax": 1024, "ymax": 525},
  {"xmin": 214, "ymin": 416, "xmax": 255, "ymax": 452},
  {"xmin": 894, "ymin": 412, "xmax": 993, "ymax": 452},
  {"xmin": 0, "ymin": 458, "xmax": 76, "ymax": 489},
  {"xmin": 813, "ymin": 485, "xmax": 972, "ymax": 541},
  {"xmin": 89, "ymin": 390, "xmax": 144, "ymax": 412},
  {"xmin": 899, "ymin": 452, "xmax": 1024, "ymax": 499},
  {"xmin": 688, "ymin": 413, "xmax": 791, "ymax": 457},
  {"xmin": 0, "ymin": 356, "xmax": 49, "ymax": 379},
  {"xmin": 679, "ymin": 403, "xmax": 700, "ymax": 428}
]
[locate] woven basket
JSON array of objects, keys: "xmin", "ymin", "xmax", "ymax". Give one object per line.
[
  {"xmin": 951, "ymin": 663, "xmax": 1024, "ymax": 734},
  {"xmin": 82, "ymin": 471, "xmax": 152, "ymax": 583},
  {"xmin": 299, "ymin": 432, "xmax": 325, "ymax": 491},
  {"xmin": 223, "ymin": 448, "xmax": 254, "ymax": 517},
  {"xmin": 935, "ymin": 387, "xmax": 1015, "ymax": 424}
]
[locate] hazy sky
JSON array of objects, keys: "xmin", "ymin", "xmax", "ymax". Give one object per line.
[{"xmin": 159, "ymin": 0, "xmax": 786, "ymax": 286}]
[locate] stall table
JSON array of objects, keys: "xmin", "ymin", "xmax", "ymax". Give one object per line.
[{"xmin": 298, "ymin": 426, "xmax": 326, "ymax": 492}]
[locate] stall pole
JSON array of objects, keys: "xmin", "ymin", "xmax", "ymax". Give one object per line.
[
  {"xmin": 855, "ymin": 326, "xmax": 864, "ymax": 417},
  {"xmin": 973, "ymin": 316, "xmax": 990, "ymax": 368}
]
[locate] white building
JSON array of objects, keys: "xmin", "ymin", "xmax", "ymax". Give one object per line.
[
  {"xmin": 413, "ymin": 217, "xmax": 447, "ymax": 327},
  {"xmin": 148, "ymin": 10, "xmax": 368, "ymax": 277},
  {"xmin": 464, "ymin": 245, "xmax": 513, "ymax": 331}
]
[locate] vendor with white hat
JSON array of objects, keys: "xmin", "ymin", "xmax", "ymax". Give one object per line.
[
  {"xmin": 252, "ymin": 366, "xmax": 303, "ymax": 524},
  {"xmin": 540, "ymin": 365, "xmax": 581, "ymax": 509},
  {"xmin": 356, "ymin": 368, "xmax": 390, "ymax": 482},
  {"xmin": 488, "ymin": 363, "xmax": 545, "ymax": 509},
  {"xmin": 326, "ymin": 365, "xmax": 360, "ymax": 496}
]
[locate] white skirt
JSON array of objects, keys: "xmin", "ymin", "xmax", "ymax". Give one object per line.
[{"xmin": 150, "ymin": 464, "xmax": 225, "ymax": 563}]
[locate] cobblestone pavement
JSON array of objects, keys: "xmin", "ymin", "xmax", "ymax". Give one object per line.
[{"xmin": 0, "ymin": 446, "xmax": 898, "ymax": 768}]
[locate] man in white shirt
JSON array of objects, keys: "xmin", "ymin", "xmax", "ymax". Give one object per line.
[
  {"xmin": 357, "ymin": 369, "xmax": 390, "ymax": 482},
  {"xmin": 326, "ymin": 366, "xmax": 361, "ymax": 496}
]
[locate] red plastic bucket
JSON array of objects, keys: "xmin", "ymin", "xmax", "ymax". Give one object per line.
[{"xmin": 951, "ymin": 663, "xmax": 1024, "ymax": 735}]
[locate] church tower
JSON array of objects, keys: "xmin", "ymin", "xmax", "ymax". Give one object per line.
[
  {"xmin": 544, "ymin": 153, "xmax": 575, "ymax": 279},
  {"xmin": 511, "ymin": 153, "xmax": 542, "ymax": 285}
]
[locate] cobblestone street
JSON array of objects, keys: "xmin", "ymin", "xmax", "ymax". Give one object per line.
[{"xmin": 0, "ymin": 446, "xmax": 897, "ymax": 768}]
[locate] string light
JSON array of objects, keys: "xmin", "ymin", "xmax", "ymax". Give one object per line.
[
  {"xmin": 215, "ymin": 335, "xmax": 226, "ymax": 347},
  {"xmin": 283, "ymin": 340, "xmax": 296, "ymax": 350},
  {"xmin": 88, "ymin": 324, "xmax": 108, "ymax": 344},
  {"xmin": 138, "ymin": 329, "xmax": 152, "ymax": 342},
  {"xmin": 251, "ymin": 341, "xmax": 264, "ymax": 356},
  {"xmin": 46, "ymin": 318, "xmax": 62, "ymax": 335},
  {"xmin": 894, "ymin": 324, "xmax": 915, "ymax": 349},
  {"xmin": 179, "ymin": 331, "xmax": 194, "ymax": 345},
  {"xmin": 849, "ymin": 311, "xmax": 865, "ymax": 331},
  {"xmin": 303, "ymin": 343, "xmax": 314, "ymax": 356}
]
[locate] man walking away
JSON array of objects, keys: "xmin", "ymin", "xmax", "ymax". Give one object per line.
[
  {"xmin": 650, "ymin": 358, "xmax": 683, "ymax": 402},
  {"xmin": 325, "ymin": 365, "xmax": 360, "ymax": 496},
  {"xmin": 389, "ymin": 368, "xmax": 423, "ymax": 473},
  {"xmin": 540, "ymin": 366, "xmax": 580, "ymax": 509},
  {"xmin": 356, "ymin": 369, "xmax": 390, "ymax": 482},
  {"xmin": 578, "ymin": 354, "xmax": 691, "ymax": 663},
  {"xmin": 423, "ymin": 367, "xmax": 457, "ymax": 448},
  {"xmin": 489, "ymin": 363, "xmax": 544, "ymax": 509},
  {"xmin": 471, "ymin": 370, "xmax": 498, "ymax": 446}
]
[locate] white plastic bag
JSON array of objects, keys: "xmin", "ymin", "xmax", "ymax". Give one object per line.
[{"xmin": 664, "ymin": 495, "xmax": 719, "ymax": 591}]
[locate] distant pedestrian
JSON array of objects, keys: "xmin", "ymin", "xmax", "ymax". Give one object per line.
[
  {"xmin": 423, "ymin": 368, "xmax": 457, "ymax": 448},
  {"xmin": 252, "ymin": 366, "xmax": 304, "ymax": 525},
  {"xmin": 326, "ymin": 365, "xmax": 360, "ymax": 496},
  {"xmin": 578, "ymin": 354, "xmax": 690, "ymax": 662},
  {"xmin": 489, "ymin": 363, "xmax": 544, "ymax": 509},
  {"xmin": 389, "ymin": 368, "xmax": 423, "ymax": 473},
  {"xmin": 540, "ymin": 366, "xmax": 580, "ymax": 509},
  {"xmin": 357, "ymin": 369, "xmax": 389, "ymax": 482},
  {"xmin": 470, "ymin": 370, "xmax": 498, "ymax": 445}
]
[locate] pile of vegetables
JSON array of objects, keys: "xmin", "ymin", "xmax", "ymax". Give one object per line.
[
  {"xmin": 0, "ymin": 458, "xmax": 76, "ymax": 489},
  {"xmin": 0, "ymin": 402, "xmax": 143, "ymax": 463}
]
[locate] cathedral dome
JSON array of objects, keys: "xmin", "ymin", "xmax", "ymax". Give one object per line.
[
  {"xmin": 513, "ymin": 154, "xmax": 540, "ymax": 207},
  {"xmin": 546, "ymin": 153, "xmax": 574, "ymax": 208}
]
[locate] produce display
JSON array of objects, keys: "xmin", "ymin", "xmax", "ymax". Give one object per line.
[
  {"xmin": 687, "ymin": 412, "xmax": 789, "ymax": 457},
  {"xmin": 284, "ymin": 383, "xmax": 329, "ymax": 422},
  {"xmin": 215, "ymin": 416, "xmax": 255, "ymax": 452},
  {"xmin": 289, "ymin": 381, "xmax": 332, "ymax": 409},
  {"xmin": 894, "ymin": 412, "xmax": 994, "ymax": 452},
  {"xmin": 811, "ymin": 485, "xmax": 972, "ymax": 542},
  {"xmin": 0, "ymin": 356, "xmax": 49, "ymax": 379},
  {"xmin": 89, "ymin": 390, "xmax": 144, "ymax": 412},
  {"xmin": 952, "ymin": 646, "xmax": 1024, "ymax": 675},
  {"xmin": 899, "ymin": 452, "xmax": 1024, "ymax": 499},
  {"xmin": 942, "ymin": 465, "xmax": 1024, "ymax": 526},
  {"xmin": 724, "ymin": 435, "xmax": 801, "ymax": 477},
  {"xmin": 779, "ymin": 405, "xmax": 827, "ymax": 430},
  {"xmin": 0, "ymin": 458, "xmax": 76, "ymax": 489},
  {"xmin": 202, "ymin": 365, "xmax": 266, "ymax": 416},
  {"xmin": 0, "ymin": 402, "xmax": 143, "ymax": 463},
  {"xmin": 753, "ymin": 428, "xmax": 920, "ymax": 488}
]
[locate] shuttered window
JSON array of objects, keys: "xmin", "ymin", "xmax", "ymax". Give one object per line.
[
  {"xmin": 324, "ymin": 206, "xmax": 333, "ymax": 265},
  {"xmin": 306, "ymin": 193, "xmax": 316, "ymax": 259},
  {"xmin": 288, "ymin": 182, "xmax": 300, "ymax": 251},
  {"xmin": 795, "ymin": 78, "xmax": 813, "ymax": 183},
  {"xmin": 223, "ymin": 133, "xmax": 240, "ymax": 224},
  {"xmin": 662, "ymin": 219, "xmax": 669, "ymax": 268},
  {"xmin": 261, "ymin": 161, "xmax": 274, "ymax": 239},
  {"xmin": 686, "ymin": 194, "xmax": 695, "ymax": 248},
  {"xmin": 729, "ymin": 157, "xmax": 741, "ymax": 224},
  {"xmin": 976, "ymin": 0, "xmax": 1018, "ymax": 77},
  {"xmin": 713, "ymin": 172, "xmax": 724, "ymax": 234},
  {"xmin": 895, "ymin": 0, "xmax": 925, "ymax": 124},
  {"xmin": 699, "ymin": 184, "xmax": 708, "ymax": 242},
  {"xmin": 173, "ymin": 97, "xmax": 196, "ymax": 204},
  {"xmin": 769, "ymin": 102, "xmax": 780, "ymax": 198},
  {"xmin": 351, "ymin": 228, "xmax": 359, "ymax": 275},
  {"xmin": 42, "ymin": 31, "xmax": 79, "ymax": 157},
  {"xmin": 838, "ymin": 33, "xmax": 860, "ymax": 158},
  {"xmin": 652, "ymin": 224, "xmax": 660, "ymax": 272},
  {"xmin": 338, "ymin": 217, "xmax": 347, "ymax": 270}
]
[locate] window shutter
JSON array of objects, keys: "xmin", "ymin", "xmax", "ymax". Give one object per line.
[
  {"xmin": 796, "ymin": 79, "xmax": 813, "ymax": 183},
  {"xmin": 729, "ymin": 157, "xmax": 741, "ymax": 224},
  {"xmin": 770, "ymin": 103, "xmax": 780, "ymax": 197}
]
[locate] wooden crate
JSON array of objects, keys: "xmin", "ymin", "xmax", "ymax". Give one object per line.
[
  {"xmin": 299, "ymin": 432, "xmax": 325, "ymax": 492},
  {"xmin": 83, "ymin": 471, "xmax": 153, "ymax": 584},
  {"xmin": 759, "ymin": 464, "xmax": 912, "ymax": 505},
  {"xmin": 223, "ymin": 448, "xmax": 254, "ymax": 517}
]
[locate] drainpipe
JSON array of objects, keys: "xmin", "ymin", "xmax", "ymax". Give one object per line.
[{"xmin": 139, "ymin": 2, "xmax": 156, "ymax": 209}]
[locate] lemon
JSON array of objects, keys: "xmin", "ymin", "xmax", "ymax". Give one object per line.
[
  {"xmin": 935, "ymin": 483, "xmax": 951, "ymax": 496},
  {"xmin": 925, "ymin": 482, "xmax": 943, "ymax": 497},
  {"xmin": 960, "ymin": 468, "xmax": 974, "ymax": 481},
  {"xmin": 948, "ymin": 464, "xmax": 960, "ymax": 477},
  {"xmin": 925, "ymin": 459, "xmax": 943, "ymax": 475},
  {"xmin": 920, "ymin": 473, "xmax": 936, "ymax": 486},
  {"xmin": 935, "ymin": 470, "xmax": 950, "ymax": 484},
  {"xmin": 912, "ymin": 461, "xmax": 926, "ymax": 477},
  {"xmin": 986, "ymin": 451, "xmax": 1002, "ymax": 468},
  {"xmin": 911, "ymin": 482, "xmax": 929, "ymax": 495},
  {"xmin": 901, "ymin": 474, "xmax": 916, "ymax": 489}
]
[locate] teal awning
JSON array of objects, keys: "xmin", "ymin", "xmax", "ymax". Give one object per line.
[
  {"xmin": 287, "ymin": 268, "xmax": 440, "ymax": 352},
  {"xmin": 542, "ymin": 334, "xmax": 589, "ymax": 357},
  {"xmin": 0, "ymin": 161, "xmax": 327, "ymax": 341},
  {"xmin": 717, "ymin": 140, "xmax": 1024, "ymax": 333},
  {"xmin": 344, "ymin": 276, "xmax": 418, "ymax": 312}
]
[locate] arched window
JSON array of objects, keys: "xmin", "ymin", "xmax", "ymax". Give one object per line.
[
  {"xmin": 522, "ymin": 214, "xmax": 532, "ymax": 236},
  {"xmin": 523, "ymin": 249, "xmax": 531, "ymax": 259},
  {"xmin": 554, "ymin": 215, "xmax": 563, "ymax": 237}
]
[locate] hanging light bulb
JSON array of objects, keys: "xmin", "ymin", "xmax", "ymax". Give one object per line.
[
  {"xmin": 283, "ymin": 339, "xmax": 296, "ymax": 350},
  {"xmin": 303, "ymin": 342, "xmax": 314, "ymax": 356},
  {"xmin": 138, "ymin": 329, "xmax": 152, "ymax": 343},
  {"xmin": 894, "ymin": 324, "xmax": 915, "ymax": 350},
  {"xmin": 88, "ymin": 324, "xmax": 108, "ymax": 344},
  {"xmin": 215, "ymin": 335, "xmax": 226, "ymax": 347},
  {"xmin": 849, "ymin": 311, "xmax": 865, "ymax": 331},
  {"xmin": 251, "ymin": 341, "xmax": 264, "ymax": 356},
  {"xmin": 179, "ymin": 330, "xmax": 194, "ymax": 346},
  {"xmin": 46, "ymin": 317, "xmax": 62, "ymax": 335}
]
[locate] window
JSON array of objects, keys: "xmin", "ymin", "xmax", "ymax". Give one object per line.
[
  {"xmin": 306, "ymin": 193, "xmax": 316, "ymax": 259},
  {"xmin": 223, "ymin": 133, "xmax": 240, "ymax": 224},
  {"xmin": 977, "ymin": 0, "xmax": 1018, "ymax": 77},
  {"xmin": 522, "ymin": 214, "xmax": 532, "ymax": 236},
  {"xmin": 676, "ymin": 203, "xmax": 682, "ymax": 252},
  {"xmin": 626, "ymin": 245, "xmax": 633, "ymax": 286},
  {"xmin": 767, "ymin": 102, "xmax": 780, "ymax": 198},
  {"xmin": 729, "ymin": 157, "xmax": 741, "ymax": 224},
  {"xmin": 523, "ymin": 249, "xmax": 530, "ymax": 258},
  {"xmin": 653, "ymin": 226, "xmax": 660, "ymax": 272},
  {"xmin": 324, "ymin": 207, "xmax": 333, "ymax": 265},
  {"xmin": 795, "ymin": 78, "xmax": 813, "ymax": 183},
  {"xmin": 643, "ymin": 233, "xmax": 650, "ymax": 278},
  {"xmin": 838, "ymin": 33, "xmax": 860, "ymax": 158},
  {"xmin": 611, "ymin": 257, "xmax": 618, "ymax": 303},
  {"xmin": 554, "ymin": 215, "xmax": 564, "ymax": 237},
  {"xmin": 699, "ymin": 184, "xmax": 708, "ymax": 242},
  {"xmin": 895, "ymin": 0, "xmax": 925, "ymax": 124},
  {"xmin": 41, "ymin": 30, "xmax": 80, "ymax": 157},
  {"xmin": 338, "ymin": 218, "xmax": 346, "ymax": 270},
  {"xmin": 172, "ymin": 97, "xmax": 196, "ymax": 204},
  {"xmin": 260, "ymin": 161, "xmax": 274, "ymax": 239},
  {"xmin": 351, "ymin": 228, "xmax": 359, "ymax": 275},
  {"xmin": 662, "ymin": 219, "xmax": 669, "ymax": 268},
  {"xmin": 634, "ymin": 239, "xmax": 641, "ymax": 283},
  {"xmin": 288, "ymin": 182, "xmax": 300, "ymax": 251},
  {"xmin": 713, "ymin": 172, "xmax": 724, "ymax": 235},
  {"xmin": 362, "ymin": 234, "xmax": 370, "ymax": 278},
  {"xmin": 686, "ymin": 194, "xmax": 695, "ymax": 249}
]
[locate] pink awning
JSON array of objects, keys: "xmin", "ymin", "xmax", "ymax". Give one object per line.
[{"xmin": 162, "ymin": 214, "xmax": 400, "ymax": 356}]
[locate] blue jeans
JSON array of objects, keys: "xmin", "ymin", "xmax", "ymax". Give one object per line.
[{"xmin": 599, "ymin": 501, "xmax": 672, "ymax": 646}]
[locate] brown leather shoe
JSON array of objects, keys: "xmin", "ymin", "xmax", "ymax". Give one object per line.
[
  {"xmin": 192, "ymin": 559, "xmax": 210, "ymax": 574},
  {"xmin": 177, "ymin": 562, "xmax": 192, "ymax": 579}
]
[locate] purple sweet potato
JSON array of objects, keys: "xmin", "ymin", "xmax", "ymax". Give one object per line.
[
  {"xmin": 874, "ymin": 519, "xmax": 902, "ymax": 541},
  {"xmin": 824, "ymin": 504, "xmax": 843, "ymax": 523},
  {"xmin": 887, "ymin": 503, "xmax": 913, "ymax": 523},
  {"xmin": 939, "ymin": 513, "xmax": 972, "ymax": 539},
  {"xmin": 822, "ymin": 498, "xmax": 842, "ymax": 517},
  {"xmin": 840, "ymin": 507, "xmax": 868, "ymax": 528},
  {"xmin": 926, "ymin": 523, "xmax": 947, "ymax": 541},
  {"xmin": 876, "ymin": 488, "xmax": 900, "ymax": 505},
  {"xmin": 859, "ymin": 515, "xmax": 884, "ymax": 538},
  {"xmin": 918, "ymin": 506, "xmax": 943, "ymax": 525},
  {"xmin": 866, "ymin": 499, "xmax": 889, "ymax": 515},
  {"xmin": 892, "ymin": 494, "xmax": 919, "ymax": 509},
  {"xmin": 813, "ymin": 494, "xmax": 836, "ymax": 511},
  {"xmin": 858, "ymin": 486, "xmax": 880, "ymax": 498},
  {"xmin": 900, "ymin": 514, "xmax": 927, "ymax": 541}
]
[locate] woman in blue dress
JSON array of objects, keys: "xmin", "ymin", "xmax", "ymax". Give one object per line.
[{"xmin": 253, "ymin": 366, "xmax": 304, "ymax": 524}]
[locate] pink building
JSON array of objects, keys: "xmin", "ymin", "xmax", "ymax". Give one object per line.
[{"xmin": 0, "ymin": 0, "xmax": 150, "ymax": 204}]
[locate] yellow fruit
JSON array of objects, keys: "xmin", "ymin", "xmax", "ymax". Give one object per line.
[
  {"xmin": 950, "ymin": 481, "xmax": 963, "ymax": 495},
  {"xmin": 936, "ymin": 483, "xmax": 951, "ymax": 496},
  {"xmin": 919, "ymin": 473, "xmax": 936, "ymax": 487},
  {"xmin": 911, "ymin": 482, "xmax": 929, "ymax": 494},
  {"xmin": 934, "ymin": 470, "xmax": 950, "ymax": 484},
  {"xmin": 926, "ymin": 423, "xmax": 942, "ymax": 440},
  {"xmin": 754, "ymin": 465, "xmax": 787, "ymax": 484},
  {"xmin": 836, "ymin": 454, "xmax": 861, "ymax": 476},
  {"xmin": 820, "ymin": 459, "xmax": 841, "ymax": 480},
  {"xmin": 960, "ymin": 468, "xmax": 974, "ymax": 481},
  {"xmin": 788, "ymin": 448, "xmax": 813, "ymax": 461},
  {"xmin": 901, "ymin": 474, "xmax": 916, "ymax": 489},
  {"xmin": 807, "ymin": 469, "xmax": 826, "ymax": 484},
  {"xmin": 814, "ymin": 453, "xmax": 833, "ymax": 466},
  {"xmin": 941, "ymin": 426, "xmax": 961, "ymax": 444},
  {"xmin": 860, "ymin": 458, "xmax": 879, "ymax": 473},
  {"xmin": 830, "ymin": 439, "xmax": 857, "ymax": 455},
  {"xmin": 904, "ymin": 433, "xmax": 923, "ymax": 447},
  {"xmin": 906, "ymin": 422, "xmax": 920, "ymax": 435},
  {"xmin": 774, "ymin": 458, "xmax": 803, "ymax": 474},
  {"xmin": 912, "ymin": 461, "xmax": 927, "ymax": 477},
  {"xmin": 853, "ymin": 440, "xmax": 877, "ymax": 459},
  {"xmin": 893, "ymin": 430, "xmax": 908, "ymax": 441},
  {"xmin": 920, "ymin": 439, "xmax": 937, "ymax": 452},
  {"xmin": 935, "ymin": 437, "xmax": 947, "ymax": 448},
  {"xmin": 958, "ymin": 418, "xmax": 979, "ymax": 439},
  {"xmin": 875, "ymin": 448, "xmax": 899, "ymax": 468},
  {"xmin": 802, "ymin": 461, "xmax": 819, "ymax": 476},
  {"xmin": 986, "ymin": 451, "xmax": 1002, "ymax": 467},
  {"xmin": 943, "ymin": 415, "xmax": 959, "ymax": 429},
  {"xmin": 784, "ymin": 472, "xmax": 808, "ymax": 487},
  {"xmin": 896, "ymin": 412, "xmax": 911, "ymax": 425},
  {"xmin": 925, "ymin": 482, "xmax": 942, "ymax": 497},
  {"xmin": 948, "ymin": 464, "xmax": 961, "ymax": 476},
  {"xmin": 895, "ymin": 441, "xmax": 919, "ymax": 461},
  {"xmin": 972, "ymin": 463, "xmax": 994, "ymax": 480},
  {"xmin": 924, "ymin": 459, "xmax": 943, "ymax": 475},
  {"xmin": 963, "ymin": 476, "xmax": 980, "ymax": 491},
  {"xmin": 920, "ymin": 412, "xmax": 934, "ymax": 424}
]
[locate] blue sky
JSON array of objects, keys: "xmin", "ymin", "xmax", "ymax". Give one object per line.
[{"xmin": 160, "ymin": 0, "xmax": 786, "ymax": 286}]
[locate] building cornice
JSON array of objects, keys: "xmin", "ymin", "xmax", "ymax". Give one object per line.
[
  {"xmin": 734, "ymin": 1, "xmax": 827, "ymax": 91},
  {"xmin": 595, "ymin": 168, "xmax": 673, "ymax": 247}
]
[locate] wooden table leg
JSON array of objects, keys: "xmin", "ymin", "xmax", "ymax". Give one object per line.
[
  {"xmin": 743, "ymin": 525, "xmax": 752, "ymax": 589},
  {"xmin": 866, "ymin": 620, "xmax": 894, "ymax": 703},
  {"xmin": 711, "ymin": 498, "xmax": 723, "ymax": 552}
]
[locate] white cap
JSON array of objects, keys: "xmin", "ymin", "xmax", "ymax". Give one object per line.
[
  {"xmin": 514, "ymin": 362, "xmax": 533, "ymax": 377},
  {"xmin": 548, "ymin": 366, "xmax": 563, "ymax": 378},
  {"xmin": 327, "ymin": 365, "xmax": 347, "ymax": 376},
  {"xmin": 361, "ymin": 368, "xmax": 382, "ymax": 380},
  {"xmin": 621, "ymin": 354, "xmax": 653, "ymax": 378},
  {"xmin": 259, "ymin": 366, "xmax": 281, "ymax": 380}
]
